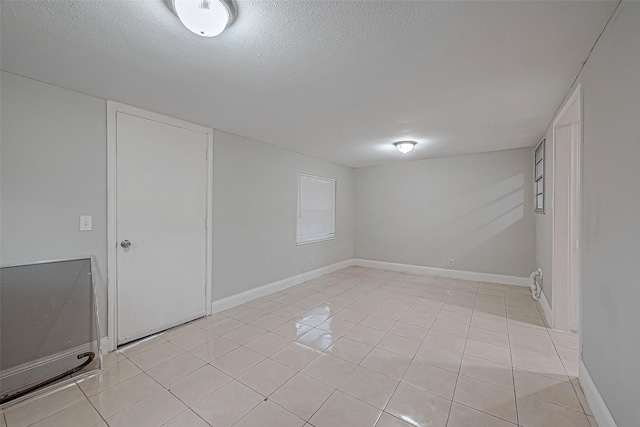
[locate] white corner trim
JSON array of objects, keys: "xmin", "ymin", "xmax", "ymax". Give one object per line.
[
  {"xmin": 579, "ymin": 361, "xmax": 618, "ymax": 427},
  {"xmin": 211, "ymin": 259, "xmax": 356, "ymax": 313},
  {"xmin": 352, "ymin": 259, "xmax": 531, "ymax": 287},
  {"xmin": 539, "ymin": 289, "xmax": 553, "ymax": 328}
]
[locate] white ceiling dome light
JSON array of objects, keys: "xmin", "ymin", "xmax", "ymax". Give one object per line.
[
  {"xmin": 172, "ymin": 0, "xmax": 237, "ymax": 37},
  {"xmin": 393, "ymin": 141, "xmax": 417, "ymax": 154}
]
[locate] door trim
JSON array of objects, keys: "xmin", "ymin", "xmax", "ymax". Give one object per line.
[
  {"xmin": 551, "ymin": 83, "xmax": 582, "ymax": 334},
  {"xmin": 107, "ymin": 101, "xmax": 214, "ymax": 352}
]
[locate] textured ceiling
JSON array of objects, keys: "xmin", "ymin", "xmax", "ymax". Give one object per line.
[{"xmin": 1, "ymin": 1, "xmax": 617, "ymax": 167}]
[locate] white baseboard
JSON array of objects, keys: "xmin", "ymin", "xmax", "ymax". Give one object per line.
[
  {"xmin": 352, "ymin": 259, "xmax": 531, "ymax": 287},
  {"xmin": 211, "ymin": 259, "xmax": 356, "ymax": 313},
  {"xmin": 539, "ymin": 290, "xmax": 553, "ymax": 328},
  {"xmin": 579, "ymin": 361, "xmax": 617, "ymax": 427}
]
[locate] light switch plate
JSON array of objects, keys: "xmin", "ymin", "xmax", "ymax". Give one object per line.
[{"xmin": 80, "ymin": 215, "xmax": 93, "ymax": 231}]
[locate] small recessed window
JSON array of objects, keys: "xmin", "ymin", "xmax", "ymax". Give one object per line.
[
  {"xmin": 534, "ymin": 139, "xmax": 545, "ymax": 213},
  {"xmin": 297, "ymin": 173, "xmax": 336, "ymax": 245}
]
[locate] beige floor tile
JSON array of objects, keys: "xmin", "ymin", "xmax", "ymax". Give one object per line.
[
  {"xmin": 233, "ymin": 308, "xmax": 268, "ymax": 323},
  {"xmin": 205, "ymin": 317, "xmax": 245, "ymax": 335},
  {"xmin": 272, "ymin": 320, "xmax": 314, "ymax": 340},
  {"xmin": 234, "ymin": 401, "xmax": 305, "ymax": 427},
  {"xmin": 119, "ymin": 335, "xmax": 167, "ymax": 358},
  {"xmin": 270, "ymin": 373, "xmax": 335, "ymax": 420},
  {"xmin": 388, "ymin": 322, "xmax": 429, "ymax": 341},
  {"xmin": 29, "ymin": 400, "xmax": 102, "ymax": 427},
  {"xmin": 339, "ymin": 366, "xmax": 399, "ymax": 409},
  {"xmin": 317, "ymin": 318, "xmax": 357, "ymax": 337},
  {"xmin": 4, "ymin": 384, "xmax": 86, "ymax": 427},
  {"xmin": 468, "ymin": 327, "xmax": 510, "ymax": 348},
  {"xmin": 89, "ymin": 373, "xmax": 162, "ymax": 418},
  {"xmin": 167, "ymin": 365, "xmax": 231, "ymax": 406},
  {"xmin": 105, "ymin": 389, "xmax": 186, "ymax": 427},
  {"xmin": 210, "ymin": 346, "xmax": 266, "ymax": 377},
  {"xmin": 514, "ymin": 369, "xmax": 583, "ymax": 412},
  {"xmin": 101, "ymin": 351, "xmax": 126, "ymax": 368},
  {"xmin": 128, "ymin": 341, "xmax": 184, "ymax": 371},
  {"xmin": 510, "ymin": 349, "xmax": 567, "ymax": 381},
  {"xmin": 516, "ymin": 393, "xmax": 591, "ymax": 427},
  {"xmin": 245, "ymin": 331, "xmax": 292, "ymax": 356},
  {"xmin": 464, "ymin": 338, "xmax": 512, "ymax": 366},
  {"xmin": 385, "ymin": 382, "xmax": 451, "ymax": 427},
  {"xmin": 334, "ymin": 308, "xmax": 368, "ymax": 323},
  {"xmin": 296, "ymin": 328, "xmax": 340, "ymax": 351},
  {"xmin": 359, "ymin": 313, "xmax": 397, "ymax": 332},
  {"xmin": 191, "ymin": 380, "xmax": 263, "ymax": 427},
  {"xmin": 549, "ymin": 330, "xmax": 579, "ymax": 350},
  {"xmin": 374, "ymin": 412, "xmax": 414, "ymax": 427},
  {"xmin": 376, "ymin": 333, "xmax": 420, "ymax": 358},
  {"xmin": 77, "ymin": 359, "xmax": 142, "ymax": 396},
  {"xmin": 361, "ymin": 348, "xmax": 411, "ymax": 380},
  {"xmin": 188, "ymin": 336, "xmax": 239, "ymax": 362},
  {"xmin": 310, "ymin": 390, "xmax": 382, "ymax": 427},
  {"xmin": 326, "ymin": 337, "xmax": 373, "ymax": 364},
  {"xmin": 0, "ymin": 412, "xmax": 5, "ymax": 427},
  {"xmin": 163, "ymin": 409, "xmax": 210, "ymax": 427},
  {"xmin": 145, "ymin": 352, "xmax": 206, "ymax": 386},
  {"xmin": 271, "ymin": 342, "xmax": 322, "ymax": 370},
  {"xmin": 402, "ymin": 359, "xmax": 458, "ymax": 399},
  {"xmin": 250, "ymin": 314, "xmax": 289, "ymax": 331},
  {"xmin": 460, "ymin": 354, "xmax": 514, "ymax": 390},
  {"xmin": 344, "ymin": 324, "xmax": 386, "ymax": 346},
  {"xmin": 587, "ymin": 415, "xmax": 599, "ymax": 427},
  {"xmin": 414, "ymin": 344, "xmax": 463, "ymax": 373},
  {"xmin": 471, "ymin": 316, "xmax": 509, "ymax": 334},
  {"xmin": 223, "ymin": 324, "xmax": 266, "ymax": 345},
  {"xmin": 301, "ymin": 353, "xmax": 356, "ymax": 388},
  {"xmin": 447, "ymin": 402, "xmax": 516, "ymax": 427},
  {"xmin": 159, "ymin": 323, "xmax": 202, "ymax": 341},
  {"xmin": 169, "ymin": 329, "xmax": 218, "ymax": 351},
  {"xmin": 453, "ymin": 376, "xmax": 517, "ymax": 424},
  {"xmin": 237, "ymin": 358, "xmax": 296, "ymax": 396},
  {"xmin": 571, "ymin": 378, "xmax": 593, "ymax": 416}
]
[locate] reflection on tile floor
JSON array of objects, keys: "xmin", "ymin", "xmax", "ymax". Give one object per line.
[{"xmin": 1, "ymin": 267, "xmax": 595, "ymax": 427}]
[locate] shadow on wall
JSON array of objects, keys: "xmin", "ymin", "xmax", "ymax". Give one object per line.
[{"xmin": 397, "ymin": 172, "xmax": 526, "ymax": 263}]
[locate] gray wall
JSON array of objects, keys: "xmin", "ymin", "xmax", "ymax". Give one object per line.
[
  {"xmin": 0, "ymin": 72, "xmax": 109, "ymax": 334},
  {"xmin": 354, "ymin": 148, "xmax": 536, "ymax": 277},
  {"xmin": 212, "ymin": 131, "xmax": 354, "ymax": 300},
  {"xmin": 576, "ymin": 3, "xmax": 639, "ymax": 425},
  {"xmin": 0, "ymin": 71, "xmax": 355, "ymax": 337}
]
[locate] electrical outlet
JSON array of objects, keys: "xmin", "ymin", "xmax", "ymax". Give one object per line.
[
  {"xmin": 309, "ymin": 258, "xmax": 314, "ymax": 266},
  {"xmin": 448, "ymin": 259, "xmax": 454, "ymax": 268}
]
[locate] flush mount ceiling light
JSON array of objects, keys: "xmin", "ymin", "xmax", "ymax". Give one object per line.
[
  {"xmin": 393, "ymin": 141, "xmax": 417, "ymax": 154},
  {"xmin": 172, "ymin": 0, "xmax": 237, "ymax": 37}
]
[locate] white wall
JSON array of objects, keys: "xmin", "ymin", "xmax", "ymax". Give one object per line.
[
  {"xmin": 573, "ymin": 3, "xmax": 639, "ymax": 425},
  {"xmin": 535, "ymin": 3, "xmax": 640, "ymax": 425},
  {"xmin": 0, "ymin": 71, "xmax": 355, "ymax": 336},
  {"xmin": 0, "ymin": 71, "xmax": 109, "ymax": 331},
  {"xmin": 355, "ymin": 148, "xmax": 536, "ymax": 277},
  {"xmin": 211, "ymin": 131, "xmax": 355, "ymax": 300}
]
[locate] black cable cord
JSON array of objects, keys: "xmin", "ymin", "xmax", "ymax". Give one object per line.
[{"xmin": 0, "ymin": 352, "xmax": 95, "ymax": 405}]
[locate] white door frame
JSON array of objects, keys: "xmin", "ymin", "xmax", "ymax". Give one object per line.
[
  {"xmin": 551, "ymin": 84, "xmax": 582, "ymax": 333},
  {"xmin": 106, "ymin": 101, "xmax": 213, "ymax": 352}
]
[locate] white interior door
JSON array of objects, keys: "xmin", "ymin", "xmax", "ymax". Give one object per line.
[{"xmin": 116, "ymin": 112, "xmax": 208, "ymax": 345}]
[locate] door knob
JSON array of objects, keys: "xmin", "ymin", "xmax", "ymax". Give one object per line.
[{"xmin": 120, "ymin": 240, "xmax": 132, "ymax": 249}]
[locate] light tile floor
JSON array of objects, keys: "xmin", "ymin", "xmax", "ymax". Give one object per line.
[{"xmin": 1, "ymin": 267, "xmax": 596, "ymax": 427}]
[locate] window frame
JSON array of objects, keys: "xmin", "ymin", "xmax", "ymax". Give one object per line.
[
  {"xmin": 296, "ymin": 173, "xmax": 337, "ymax": 245},
  {"xmin": 534, "ymin": 138, "xmax": 545, "ymax": 214}
]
